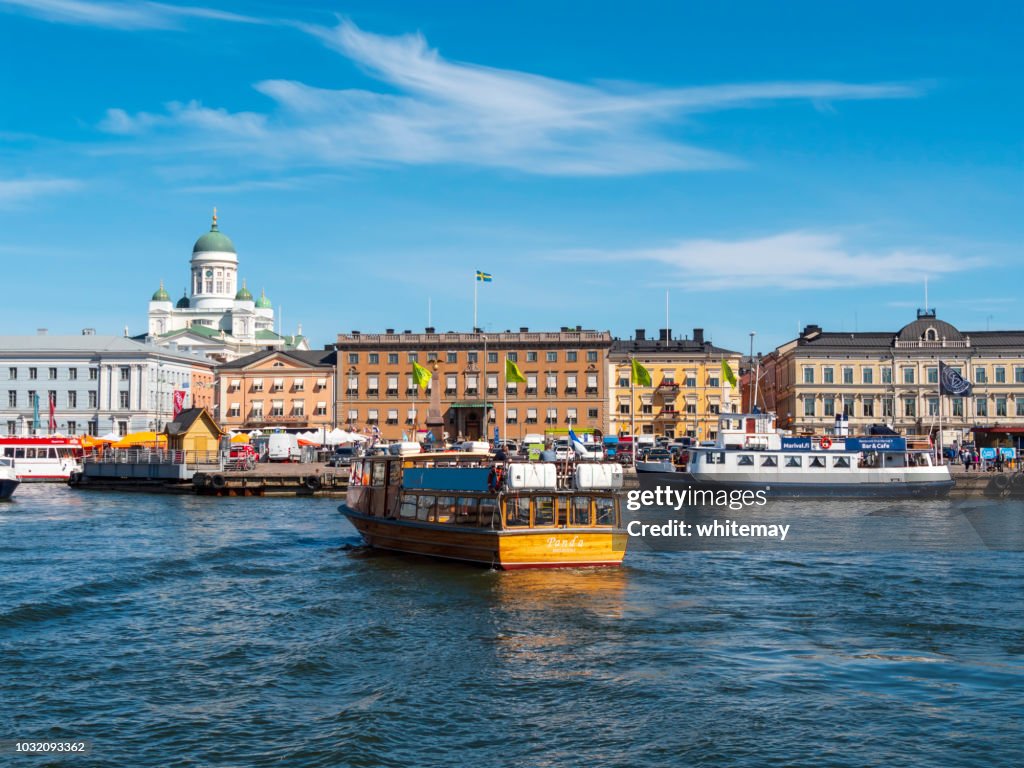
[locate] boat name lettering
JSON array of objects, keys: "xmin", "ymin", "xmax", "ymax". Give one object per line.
[
  {"xmin": 846, "ymin": 437, "xmax": 907, "ymax": 452},
  {"xmin": 546, "ymin": 536, "xmax": 584, "ymax": 551},
  {"xmin": 780, "ymin": 437, "xmax": 812, "ymax": 450}
]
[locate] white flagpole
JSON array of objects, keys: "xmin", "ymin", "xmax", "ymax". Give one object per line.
[
  {"xmin": 473, "ymin": 275, "xmax": 478, "ymax": 331},
  {"xmin": 503, "ymin": 356, "xmax": 507, "ymax": 447},
  {"xmin": 631, "ymin": 359, "xmax": 637, "ymax": 466},
  {"xmin": 937, "ymin": 364, "xmax": 943, "ymax": 464}
]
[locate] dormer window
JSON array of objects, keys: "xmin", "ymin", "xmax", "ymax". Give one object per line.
[{"xmin": 924, "ymin": 327, "xmax": 938, "ymax": 342}]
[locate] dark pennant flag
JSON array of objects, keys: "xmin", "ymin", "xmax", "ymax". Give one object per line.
[{"xmin": 939, "ymin": 361, "xmax": 972, "ymax": 396}]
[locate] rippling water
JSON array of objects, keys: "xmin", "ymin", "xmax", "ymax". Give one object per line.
[{"xmin": 1, "ymin": 485, "xmax": 1021, "ymax": 766}]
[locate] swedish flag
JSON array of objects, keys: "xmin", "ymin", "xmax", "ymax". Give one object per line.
[{"xmin": 475, "ymin": 271, "xmax": 493, "ymax": 282}]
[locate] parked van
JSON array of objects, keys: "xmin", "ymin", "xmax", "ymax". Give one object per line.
[{"xmin": 267, "ymin": 432, "xmax": 301, "ymax": 462}]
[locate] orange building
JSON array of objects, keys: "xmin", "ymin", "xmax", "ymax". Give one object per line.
[
  {"xmin": 215, "ymin": 349, "xmax": 336, "ymax": 431},
  {"xmin": 335, "ymin": 327, "xmax": 613, "ymax": 442}
]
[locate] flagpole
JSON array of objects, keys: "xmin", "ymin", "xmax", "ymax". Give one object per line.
[
  {"xmin": 503, "ymin": 356, "xmax": 507, "ymax": 447},
  {"xmin": 473, "ymin": 276, "xmax": 478, "ymax": 331},
  {"xmin": 631, "ymin": 358, "xmax": 636, "ymax": 467},
  {"xmin": 937, "ymin": 365, "xmax": 943, "ymax": 465}
]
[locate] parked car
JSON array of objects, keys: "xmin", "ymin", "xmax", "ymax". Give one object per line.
[
  {"xmin": 552, "ymin": 439, "xmax": 572, "ymax": 461},
  {"xmin": 327, "ymin": 446, "xmax": 359, "ymax": 467}
]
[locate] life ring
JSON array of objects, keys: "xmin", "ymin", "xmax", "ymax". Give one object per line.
[
  {"xmin": 1012, "ymin": 472, "xmax": 1024, "ymax": 489},
  {"xmin": 211, "ymin": 474, "xmax": 227, "ymax": 489},
  {"xmin": 304, "ymin": 475, "xmax": 322, "ymax": 491},
  {"xmin": 192, "ymin": 473, "xmax": 207, "ymax": 488},
  {"xmin": 820, "ymin": 437, "xmax": 833, "ymax": 450},
  {"xmin": 993, "ymin": 474, "xmax": 1010, "ymax": 490}
]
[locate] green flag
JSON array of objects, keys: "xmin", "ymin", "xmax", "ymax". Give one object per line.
[
  {"xmin": 721, "ymin": 359, "xmax": 737, "ymax": 388},
  {"xmin": 505, "ymin": 358, "xmax": 527, "ymax": 383},
  {"xmin": 630, "ymin": 358, "xmax": 651, "ymax": 387},
  {"xmin": 412, "ymin": 361, "xmax": 432, "ymax": 391}
]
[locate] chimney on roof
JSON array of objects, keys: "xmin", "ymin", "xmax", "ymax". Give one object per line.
[
  {"xmin": 576, "ymin": 325, "xmax": 582, "ymax": 331},
  {"xmin": 520, "ymin": 327, "xmax": 529, "ymax": 333},
  {"xmin": 635, "ymin": 328, "xmax": 646, "ymax": 341},
  {"xmin": 693, "ymin": 328, "xmax": 704, "ymax": 346},
  {"xmin": 659, "ymin": 328, "xmax": 671, "ymax": 342},
  {"xmin": 36, "ymin": 328, "xmax": 47, "ymax": 336},
  {"xmin": 800, "ymin": 324, "xmax": 822, "ymax": 340},
  {"xmin": 385, "ymin": 328, "xmax": 395, "ymax": 334},
  {"xmin": 425, "ymin": 327, "xmax": 435, "ymax": 334}
]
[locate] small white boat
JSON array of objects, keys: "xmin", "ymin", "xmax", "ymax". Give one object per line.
[
  {"xmin": 0, "ymin": 458, "xmax": 20, "ymax": 500},
  {"xmin": 641, "ymin": 413, "xmax": 953, "ymax": 498}
]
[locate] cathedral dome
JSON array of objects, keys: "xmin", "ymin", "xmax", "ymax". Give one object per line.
[
  {"xmin": 176, "ymin": 291, "xmax": 190, "ymax": 309},
  {"xmin": 255, "ymin": 289, "xmax": 272, "ymax": 309},
  {"xmin": 192, "ymin": 209, "xmax": 236, "ymax": 254},
  {"xmin": 152, "ymin": 281, "xmax": 170, "ymax": 302},
  {"xmin": 235, "ymin": 280, "xmax": 253, "ymax": 301}
]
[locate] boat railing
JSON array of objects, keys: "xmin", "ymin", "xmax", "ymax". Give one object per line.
[{"xmin": 84, "ymin": 448, "xmax": 224, "ymax": 468}]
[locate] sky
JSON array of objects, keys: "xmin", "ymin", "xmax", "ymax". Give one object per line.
[{"xmin": 0, "ymin": 0, "xmax": 1020, "ymax": 354}]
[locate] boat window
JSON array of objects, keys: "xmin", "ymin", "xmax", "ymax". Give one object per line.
[
  {"xmin": 371, "ymin": 462, "xmax": 386, "ymax": 487},
  {"xmin": 761, "ymin": 456, "xmax": 777, "ymax": 467},
  {"xmin": 737, "ymin": 455, "xmax": 754, "ymax": 466},
  {"xmin": 707, "ymin": 452, "xmax": 726, "ymax": 465},
  {"xmin": 595, "ymin": 497, "xmax": 616, "ymax": 526},
  {"xmin": 833, "ymin": 456, "xmax": 851, "ymax": 468},
  {"xmin": 14, "ymin": 448, "xmax": 24, "ymax": 458},
  {"xmin": 49, "ymin": 448, "xmax": 58, "ymax": 459},
  {"xmin": 534, "ymin": 496, "xmax": 555, "ymax": 527},
  {"xmin": 435, "ymin": 496, "xmax": 456, "ymax": 524},
  {"xmin": 388, "ymin": 462, "xmax": 402, "ymax": 486},
  {"xmin": 689, "ymin": 452, "xmax": 699, "ymax": 465},
  {"xmin": 809, "ymin": 456, "xmax": 826, "ymax": 468},
  {"xmin": 571, "ymin": 497, "xmax": 592, "ymax": 527},
  {"xmin": 399, "ymin": 495, "xmax": 418, "ymax": 519},
  {"xmin": 785, "ymin": 456, "xmax": 802, "ymax": 468},
  {"xmin": 25, "ymin": 448, "xmax": 36, "ymax": 459},
  {"xmin": 506, "ymin": 497, "xmax": 531, "ymax": 527},
  {"xmin": 416, "ymin": 495, "xmax": 434, "ymax": 521},
  {"xmin": 455, "ymin": 497, "xmax": 478, "ymax": 525},
  {"xmin": 2, "ymin": 448, "xmax": 11, "ymax": 457},
  {"xmin": 479, "ymin": 498, "xmax": 500, "ymax": 528}
]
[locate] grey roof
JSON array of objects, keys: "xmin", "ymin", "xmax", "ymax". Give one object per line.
[
  {"xmin": 0, "ymin": 335, "xmax": 212, "ymax": 364},
  {"xmin": 217, "ymin": 348, "xmax": 335, "ymax": 370},
  {"xmin": 897, "ymin": 317, "xmax": 963, "ymax": 342}
]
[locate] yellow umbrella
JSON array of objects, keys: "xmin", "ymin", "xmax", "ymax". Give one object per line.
[
  {"xmin": 230, "ymin": 433, "xmax": 251, "ymax": 443},
  {"xmin": 113, "ymin": 431, "xmax": 167, "ymax": 449}
]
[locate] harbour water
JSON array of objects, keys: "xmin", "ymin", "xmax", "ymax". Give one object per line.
[{"xmin": 2, "ymin": 485, "xmax": 1021, "ymax": 766}]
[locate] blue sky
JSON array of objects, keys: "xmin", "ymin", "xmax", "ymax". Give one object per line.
[{"xmin": 0, "ymin": 0, "xmax": 1020, "ymax": 353}]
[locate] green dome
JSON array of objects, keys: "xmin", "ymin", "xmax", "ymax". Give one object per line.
[
  {"xmin": 176, "ymin": 291, "xmax": 190, "ymax": 309},
  {"xmin": 235, "ymin": 280, "xmax": 253, "ymax": 301},
  {"xmin": 255, "ymin": 289, "xmax": 272, "ymax": 309},
  {"xmin": 152, "ymin": 281, "xmax": 170, "ymax": 302},
  {"xmin": 192, "ymin": 209, "xmax": 236, "ymax": 254}
]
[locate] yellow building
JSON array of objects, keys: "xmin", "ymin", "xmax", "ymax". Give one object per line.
[
  {"xmin": 770, "ymin": 310, "xmax": 1024, "ymax": 450},
  {"xmin": 607, "ymin": 328, "xmax": 742, "ymax": 441},
  {"xmin": 164, "ymin": 407, "xmax": 225, "ymax": 454}
]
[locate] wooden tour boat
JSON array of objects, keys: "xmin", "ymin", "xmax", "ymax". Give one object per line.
[{"xmin": 340, "ymin": 452, "xmax": 628, "ymax": 569}]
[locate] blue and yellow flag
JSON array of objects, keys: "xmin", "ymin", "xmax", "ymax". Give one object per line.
[{"xmin": 475, "ymin": 271, "xmax": 493, "ymax": 282}]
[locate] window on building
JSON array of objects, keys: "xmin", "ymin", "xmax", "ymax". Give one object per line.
[
  {"xmin": 426, "ymin": 352, "xmax": 438, "ymax": 363},
  {"xmin": 293, "ymin": 400, "xmax": 305, "ymax": 416},
  {"xmin": 586, "ymin": 374, "xmax": 598, "ymax": 393},
  {"xmin": 803, "ymin": 398, "xmax": 815, "ymax": 417},
  {"xmin": 862, "ymin": 368, "xmax": 873, "ymax": 384},
  {"xmin": 487, "ymin": 352, "xmax": 498, "ymax": 364},
  {"xmin": 507, "ymin": 408, "xmax": 518, "ymax": 424},
  {"xmin": 546, "ymin": 408, "xmax": 558, "ymax": 423},
  {"xmin": 367, "ymin": 409, "xmax": 378, "ymax": 424},
  {"xmin": 386, "ymin": 375, "xmax": 398, "ymax": 395},
  {"xmin": 6, "ymin": 391, "xmax": 14, "ymax": 407},
  {"xmin": 118, "ymin": 421, "xmax": 129, "ymax": 437},
  {"xmin": 316, "ymin": 403, "xmax": 328, "ymax": 416},
  {"xmin": 565, "ymin": 374, "xmax": 577, "ymax": 394},
  {"xmin": 996, "ymin": 397, "xmax": 1007, "ymax": 417},
  {"xmin": 29, "ymin": 367, "xmax": 37, "ymax": 380},
  {"xmin": 881, "ymin": 367, "xmax": 892, "ymax": 384},
  {"xmin": 229, "ymin": 404, "xmax": 241, "ymax": 417},
  {"xmin": 387, "ymin": 353, "xmax": 398, "ymax": 365},
  {"xmin": 927, "ymin": 397, "xmax": 939, "ymax": 416},
  {"xmin": 863, "ymin": 399, "xmax": 874, "ymax": 418},
  {"xmin": 976, "ymin": 397, "xmax": 987, "ymax": 417},
  {"xmin": 823, "ymin": 396, "xmax": 835, "ymax": 417},
  {"xmin": 685, "ymin": 377, "xmax": 696, "ymax": 388},
  {"xmin": 545, "ymin": 374, "xmax": 557, "ymax": 395},
  {"xmin": 618, "ymin": 403, "xmax": 630, "ymax": 415},
  {"xmin": 89, "ymin": 391, "xmax": 97, "ymax": 408},
  {"xmin": 8, "ymin": 368, "xmax": 16, "ymax": 380},
  {"xmin": 995, "ymin": 367, "xmax": 1006, "ymax": 384},
  {"xmin": 120, "ymin": 367, "xmax": 130, "ymax": 381},
  {"xmin": 842, "ymin": 367, "xmax": 853, "ymax": 384},
  {"xmin": 346, "ymin": 376, "xmax": 358, "ymax": 395},
  {"xmin": 89, "ymin": 368, "xmax": 98, "ymax": 380},
  {"xmin": 6, "ymin": 421, "xmax": 14, "ymax": 435},
  {"xmin": 68, "ymin": 391, "xmax": 77, "ymax": 408},
  {"xmin": 952, "ymin": 398, "xmax": 963, "ymax": 417},
  {"xmin": 467, "ymin": 352, "xmax": 478, "ymax": 364},
  {"xmin": 803, "ymin": 367, "xmax": 814, "ymax": 384},
  {"xmin": 526, "ymin": 408, "xmax": 538, "ymax": 424},
  {"xmin": 48, "ymin": 367, "xmax": 57, "ymax": 380},
  {"xmin": 567, "ymin": 408, "xmax": 578, "ymax": 422},
  {"xmin": 587, "ymin": 351, "xmax": 598, "ymax": 362},
  {"xmin": 526, "ymin": 374, "xmax": 537, "ymax": 394},
  {"xmin": 527, "ymin": 352, "xmax": 538, "ymax": 362},
  {"xmin": 546, "ymin": 351, "xmax": 557, "ymax": 363},
  {"xmin": 618, "ymin": 376, "xmax": 629, "ymax": 388},
  {"xmin": 66, "ymin": 421, "xmax": 76, "ymax": 434},
  {"xmin": 566, "ymin": 351, "xmax": 577, "ymax": 363},
  {"xmin": 903, "ymin": 398, "xmax": 916, "ymax": 417},
  {"xmin": 709, "ymin": 403, "xmax": 720, "ymax": 414},
  {"xmin": 446, "ymin": 375, "xmax": 457, "ymax": 395},
  {"xmin": 506, "ymin": 352, "xmax": 518, "ymax": 363},
  {"xmin": 641, "ymin": 404, "xmax": 653, "ymax": 415},
  {"xmin": 588, "ymin": 408, "xmax": 599, "ymax": 419},
  {"xmin": 386, "ymin": 409, "xmax": 398, "ymax": 425},
  {"xmin": 446, "ymin": 352, "xmax": 457, "ymax": 364},
  {"xmin": 1015, "ymin": 367, "xmax": 1024, "ymax": 384},
  {"xmin": 119, "ymin": 391, "xmax": 130, "ymax": 409},
  {"xmin": 1017, "ymin": 400, "xmax": 1024, "ymax": 417},
  {"xmin": 708, "ymin": 376, "xmax": 720, "ymax": 388},
  {"xmin": 487, "ymin": 375, "xmax": 498, "ymax": 394},
  {"xmin": 903, "ymin": 368, "xmax": 915, "ymax": 385},
  {"xmin": 348, "ymin": 353, "xmax": 359, "ymax": 364},
  {"xmin": 927, "ymin": 367, "xmax": 938, "ymax": 384},
  {"xmin": 823, "ymin": 367, "xmax": 834, "ymax": 384},
  {"xmin": 270, "ymin": 400, "xmax": 284, "ymax": 416},
  {"xmin": 293, "ymin": 379, "xmax": 305, "ymax": 392},
  {"xmin": 366, "ymin": 376, "xmax": 379, "ymax": 396},
  {"xmin": 843, "ymin": 397, "xmax": 854, "ymax": 417},
  {"xmin": 347, "ymin": 409, "xmax": 358, "ymax": 422},
  {"xmin": 975, "ymin": 367, "xmax": 987, "ymax": 384},
  {"xmin": 466, "ymin": 375, "xmax": 479, "ymax": 395}
]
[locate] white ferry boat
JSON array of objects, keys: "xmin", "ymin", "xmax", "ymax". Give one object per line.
[
  {"xmin": 639, "ymin": 413, "xmax": 953, "ymax": 498},
  {"xmin": 0, "ymin": 458, "xmax": 19, "ymax": 499},
  {"xmin": 0, "ymin": 437, "xmax": 84, "ymax": 481}
]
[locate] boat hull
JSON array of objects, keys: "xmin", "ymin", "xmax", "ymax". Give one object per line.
[
  {"xmin": 635, "ymin": 460, "xmax": 676, "ymax": 473},
  {"xmin": 638, "ymin": 471, "xmax": 954, "ymax": 499},
  {"xmin": 0, "ymin": 477, "xmax": 19, "ymax": 500},
  {"xmin": 341, "ymin": 508, "xmax": 627, "ymax": 569}
]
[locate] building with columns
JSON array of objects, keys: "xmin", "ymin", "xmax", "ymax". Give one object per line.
[
  {"xmin": 769, "ymin": 309, "xmax": 1024, "ymax": 449},
  {"xmin": 144, "ymin": 210, "xmax": 309, "ymax": 362},
  {"xmin": 0, "ymin": 333, "xmax": 215, "ymax": 437}
]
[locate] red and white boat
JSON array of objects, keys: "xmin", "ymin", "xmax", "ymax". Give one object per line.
[{"xmin": 0, "ymin": 436, "xmax": 84, "ymax": 481}]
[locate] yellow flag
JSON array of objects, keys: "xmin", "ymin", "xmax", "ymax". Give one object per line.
[
  {"xmin": 505, "ymin": 358, "xmax": 527, "ymax": 383},
  {"xmin": 631, "ymin": 358, "xmax": 651, "ymax": 386},
  {"xmin": 721, "ymin": 359, "xmax": 737, "ymax": 388},
  {"xmin": 412, "ymin": 361, "xmax": 432, "ymax": 391}
]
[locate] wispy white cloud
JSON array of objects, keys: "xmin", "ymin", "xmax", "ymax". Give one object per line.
[
  {"xmin": 0, "ymin": 0, "xmax": 261, "ymax": 30},
  {"xmin": 0, "ymin": 178, "xmax": 82, "ymax": 207},
  {"xmin": 565, "ymin": 231, "xmax": 980, "ymax": 290},
  {"xmin": 97, "ymin": 19, "xmax": 923, "ymax": 176}
]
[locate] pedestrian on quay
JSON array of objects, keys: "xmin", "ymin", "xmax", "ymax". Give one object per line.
[{"xmin": 961, "ymin": 450, "xmax": 970, "ymax": 471}]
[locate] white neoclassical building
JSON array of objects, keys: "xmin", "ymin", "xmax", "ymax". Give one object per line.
[{"xmin": 145, "ymin": 210, "xmax": 309, "ymax": 362}]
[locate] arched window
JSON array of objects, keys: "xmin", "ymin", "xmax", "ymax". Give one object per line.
[{"xmin": 924, "ymin": 327, "xmax": 938, "ymax": 341}]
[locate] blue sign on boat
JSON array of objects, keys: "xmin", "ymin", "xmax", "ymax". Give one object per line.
[
  {"xmin": 781, "ymin": 437, "xmax": 812, "ymax": 450},
  {"xmin": 846, "ymin": 437, "xmax": 907, "ymax": 452}
]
